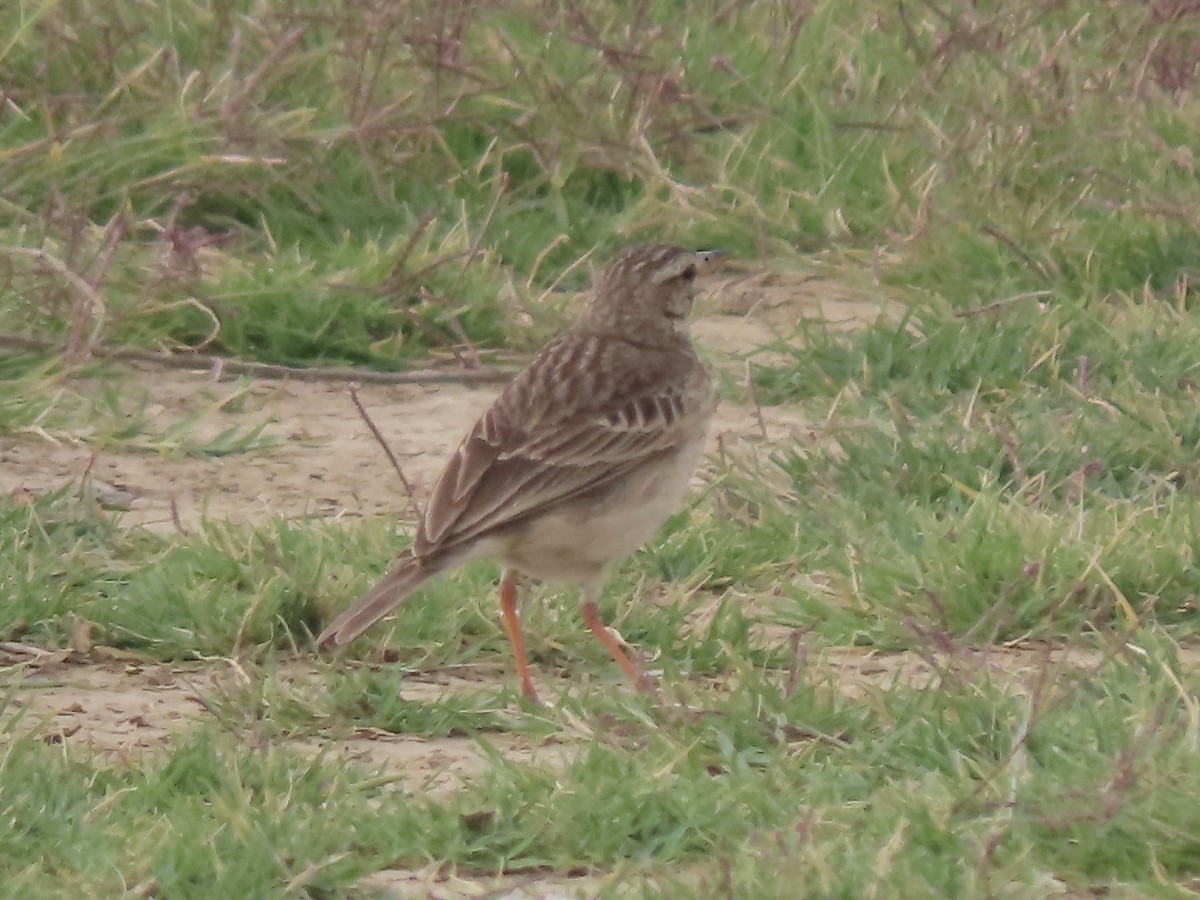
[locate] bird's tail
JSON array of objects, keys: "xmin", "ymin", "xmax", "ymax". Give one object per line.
[{"xmin": 316, "ymin": 555, "xmax": 438, "ymax": 650}]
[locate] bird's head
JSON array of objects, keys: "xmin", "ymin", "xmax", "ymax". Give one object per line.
[{"xmin": 579, "ymin": 243, "xmax": 721, "ymax": 343}]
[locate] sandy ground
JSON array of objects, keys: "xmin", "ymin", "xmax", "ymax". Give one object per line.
[
  {"xmin": 2, "ymin": 269, "xmax": 870, "ymax": 531},
  {"xmin": 5, "ymin": 269, "xmax": 1161, "ymax": 897},
  {"xmin": 10, "ymin": 640, "xmax": 1171, "ymax": 761}
]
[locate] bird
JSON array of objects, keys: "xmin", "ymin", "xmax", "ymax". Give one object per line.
[{"xmin": 317, "ymin": 243, "xmax": 720, "ymax": 704}]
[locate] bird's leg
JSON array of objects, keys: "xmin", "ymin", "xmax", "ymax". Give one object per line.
[
  {"xmin": 579, "ymin": 594, "xmax": 660, "ymax": 698},
  {"xmin": 498, "ymin": 569, "xmax": 539, "ymax": 704}
]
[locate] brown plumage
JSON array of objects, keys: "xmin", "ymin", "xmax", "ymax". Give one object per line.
[{"xmin": 317, "ymin": 243, "xmax": 719, "ymax": 703}]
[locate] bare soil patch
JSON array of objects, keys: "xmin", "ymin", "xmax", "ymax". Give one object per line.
[
  {"xmin": 12, "ymin": 640, "xmax": 1193, "ymax": 771},
  {"xmin": 0, "ymin": 271, "xmax": 867, "ymax": 532}
]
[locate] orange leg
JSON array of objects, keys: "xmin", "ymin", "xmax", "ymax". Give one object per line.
[
  {"xmin": 579, "ymin": 598, "xmax": 660, "ymax": 698},
  {"xmin": 498, "ymin": 569, "xmax": 539, "ymax": 704}
]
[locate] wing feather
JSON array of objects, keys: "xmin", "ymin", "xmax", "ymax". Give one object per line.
[{"xmin": 413, "ymin": 334, "xmax": 711, "ymax": 558}]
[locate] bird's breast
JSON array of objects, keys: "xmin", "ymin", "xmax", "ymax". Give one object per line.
[{"xmin": 498, "ymin": 439, "xmax": 707, "ymax": 584}]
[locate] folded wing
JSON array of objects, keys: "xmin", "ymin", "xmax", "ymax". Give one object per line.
[{"xmin": 415, "ymin": 334, "xmax": 708, "ymax": 558}]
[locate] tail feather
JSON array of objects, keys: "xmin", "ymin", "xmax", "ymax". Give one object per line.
[{"xmin": 317, "ymin": 555, "xmax": 436, "ymax": 650}]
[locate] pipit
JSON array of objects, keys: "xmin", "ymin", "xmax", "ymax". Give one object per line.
[{"xmin": 318, "ymin": 243, "xmax": 719, "ymax": 703}]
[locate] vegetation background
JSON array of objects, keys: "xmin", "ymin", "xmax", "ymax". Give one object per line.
[{"xmin": 3, "ymin": 0, "xmax": 1200, "ymax": 896}]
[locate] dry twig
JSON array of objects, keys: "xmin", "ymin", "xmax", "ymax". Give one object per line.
[
  {"xmin": 0, "ymin": 333, "xmax": 515, "ymax": 385},
  {"xmin": 348, "ymin": 384, "xmax": 419, "ymax": 516}
]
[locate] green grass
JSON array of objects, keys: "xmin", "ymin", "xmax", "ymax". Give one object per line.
[
  {"xmin": 4, "ymin": 639, "xmax": 1198, "ymax": 897},
  {"xmin": 5, "ymin": 0, "xmax": 1200, "ymax": 896}
]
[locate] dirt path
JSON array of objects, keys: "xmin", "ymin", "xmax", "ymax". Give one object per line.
[
  {"xmin": 13, "ymin": 641, "xmax": 1176, "ymax": 767},
  {"xmin": 1, "ymin": 270, "xmax": 870, "ymax": 532}
]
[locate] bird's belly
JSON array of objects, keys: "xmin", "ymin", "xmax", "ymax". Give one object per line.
[{"xmin": 500, "ymin": 445, "xmax": 703, "ymax": 583}]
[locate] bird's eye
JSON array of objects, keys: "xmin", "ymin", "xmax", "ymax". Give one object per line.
[{"xmin": 680, "ymin": 264, "xmax": 697, "ymax": 282}]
